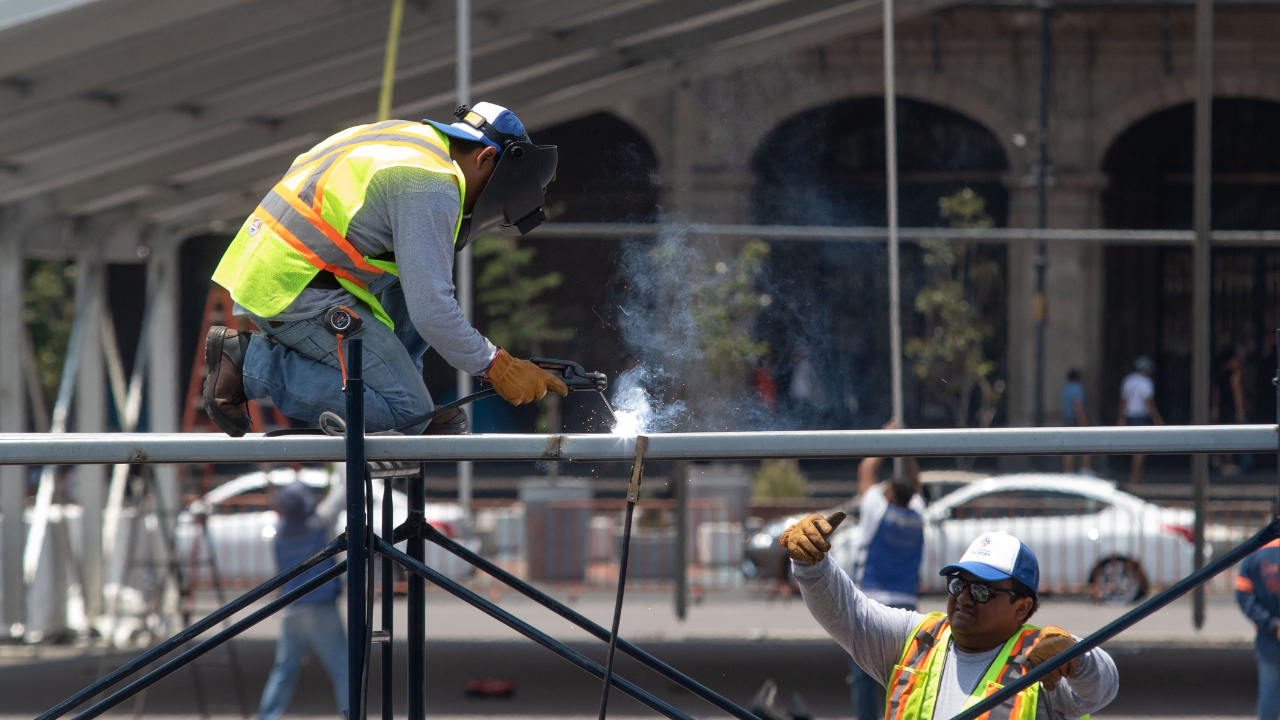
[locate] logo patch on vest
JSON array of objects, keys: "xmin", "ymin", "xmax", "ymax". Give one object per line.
[{"xmin": 247, "ymin": 217, "xmax": 263, "ymax": 236}]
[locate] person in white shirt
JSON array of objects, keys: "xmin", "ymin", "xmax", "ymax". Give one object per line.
[{"xmin": 1117, "ymin": 355, "xmax": 1164, "ymax": 483}]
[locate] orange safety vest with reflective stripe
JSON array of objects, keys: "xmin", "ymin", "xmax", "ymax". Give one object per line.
[
  {"xmin": 885, "ymin": 612, "xmax": 1079, "ymax": 720},
  {"xmin": 212, "ymin": 120, "xmax": 466, "ymax": 330}
]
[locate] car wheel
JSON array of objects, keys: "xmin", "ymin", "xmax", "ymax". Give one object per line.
[{"xmin": 1092, "ymin": 557, "xmax": 1145, "ymax": 605}]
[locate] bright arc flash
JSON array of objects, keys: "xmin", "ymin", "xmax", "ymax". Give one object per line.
[{"xmin": 611, "ymin": 411, "xmax": 643, "ymax": 436}]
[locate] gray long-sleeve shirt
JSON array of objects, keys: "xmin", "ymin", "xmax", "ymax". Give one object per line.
[
  {"xmin": 793, "ymin": 557, "xmax": 1118, "ymax": 720},
  {"xmin": 239, "ymin": 166, "xmax": 497, "ymax": 375}
]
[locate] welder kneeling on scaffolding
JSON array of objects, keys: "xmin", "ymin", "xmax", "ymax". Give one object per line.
[
  {"xmin": 783, "ymin": 525, "xmax": 1118, "ymax": 719},
  {"xmin": 202, "ymin": 102, "xmax": 567, "ymax": 436}
]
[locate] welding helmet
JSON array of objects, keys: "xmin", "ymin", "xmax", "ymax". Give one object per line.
[{"xmin": 426, "ymin": 102, "xmax": 557, "ymax": 251}]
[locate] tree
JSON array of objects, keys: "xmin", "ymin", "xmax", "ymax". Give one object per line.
[
  {"xmin": 689, "ymin": 239, "xmax": 772, "ymax": 380},
  {"xmin": 472, "ymin": 234, "xmax": 574, "ymax": 432},
  {"xmin": 904, "ymin": 188, "xmax": 1006, "ymax": 429},
  {"xmin": 24, "ymin": 260, "xmax": 78, "ymax": 413}
]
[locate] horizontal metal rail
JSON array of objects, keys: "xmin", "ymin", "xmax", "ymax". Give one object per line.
[
  {"xmin": 37, "ymin": 535, "xmax": 347, "ymax": 720},
  {"xmin": 0, "ymin": 425, "xmax": 1272, "ymax": 464},
  {"xmin": 537, "ymin": 222, "xmax": 1280, "ymax": 245},
  {"xmin": 948, "ymin": 517, "xmax": 1280, "ymax": 720},
  {"xmin": 74, "ymin": 559, "xmax": 349, "ymax": 720},
  {"xmin": 377, "ymin": 536, "xmax": 697, "ymax": 720}
]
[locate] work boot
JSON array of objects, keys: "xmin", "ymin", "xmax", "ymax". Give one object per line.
[
  {"xmin": 203, "ymin": 326, "xmax": 252, "ymax": 437},
  {"xmin": 423, "ymin": 407, "xmax": 468, "ymax": 435}
]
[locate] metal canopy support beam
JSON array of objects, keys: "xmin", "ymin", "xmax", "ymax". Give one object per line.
[
  {"xmin": 146, "ymin": 230, "xmax": 181, "ymax": 624},
  {"xmin": 1191, "ymin": 0, "xmax": 1213, "ymax": 631},
  {"xmin": 456, "ymin": 0, "xmax": 474, "ymax": 517},
  {"xmin": 0, "ymin": 425, "xmax": 1274, "ymax": 465},
  {"xmin": 0, "ymin": 209, "xmax": 25, "ymax": 633},
  {"xmin": 75, "ymin": 252, "xmax": 107, "ymax": 621},
  {"xmin": 885, "ymin": 0, "xmax": 904, "ymax": 441},
  {"xmin": 1032, "ymin": 3, "xmax": 1052, "ymax": 429}
]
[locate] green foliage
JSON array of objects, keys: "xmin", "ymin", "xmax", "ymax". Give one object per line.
[
  {"xmin": 24, "ymin": 260, "xmax": 77, "ymax": 403},
  {"xmin": 688, "ymin": 239, "xmax": 771, "ymax": 380},
  {"xmin": 473, "ymin": 234, "xmax": 574, "ymax": 354},
  {"xmin": 753, "ymin": 459, "xmax": 808, "ymax": 499},
  {"xmin": 904, "ymin": 189, "xmax": 1006, "ymax": 428}
]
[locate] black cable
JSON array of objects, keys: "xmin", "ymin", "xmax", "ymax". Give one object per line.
[{"xmin": 390, "ymin": 389, "xmax": 497, "ymax": 433}]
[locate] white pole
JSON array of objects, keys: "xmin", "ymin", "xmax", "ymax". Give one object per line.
[
  {"xmin": 456, "ymin": 0, "xmax": 473, "ymax": 514},
  {"xmin": 884, "ymin": 0, "xmax": 904, "ymax": 460}
]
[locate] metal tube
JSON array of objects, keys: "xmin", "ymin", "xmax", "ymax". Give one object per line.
[
  {"xmin": 378, "ymin": 537, "xmax": 697, "ymax": 720},
  {"xmin": 376, "ymin": 0, "xmax": 405, "ymax": 122},
  {"xmin": 1, "ymin": 426, "xmax": 1275, "ymax": 465},
  {"xmin": 381, "ymin": 477, "xmax": 394, "ymax": 720},
  {"xmin": 946, "ymin": 518, "xmax": 1280, "ymax": 720},
  {"xmin": 884, "ymin": 0, "xmax": 903, "ymax": 438},
  {"xmin": 417, "ymin": 522, "xmax": 763, "ymax": 720},
  {"xmin": 673, "ymin": 460, "xmax": 688, "ymax": 621},
  {"xmin": 533, "ymin": 222, "xmax": 1280, "ymax": 245},
  {"xmin": 598, "ymin": 436, "xmax": 647, "ymax": 719},
  {"xmin": 36, "ymin": 536, "xmax": 345, "ymax": 720},
  {"xmin": 346, "ymin": 339, "xmax": 366, "ymax": 720},
  {"xmin": 407, "ymin": 467, "xmax": 426, "ymax": 720},
  {"xmin": 72, "ymin": 561, "xmax": 349, "ymax": 720},
  {"xmin": 1191, "ymin": 0, "xmax": 1214, "ymax": 631},
  {"xmin": 455, "ymin": 0, "xmax": 474, "ymax": 519}
]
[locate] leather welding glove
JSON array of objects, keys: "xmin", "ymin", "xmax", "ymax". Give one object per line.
[
  {"xmin": 1025, "ymin": 625, "xmax": 1080, "ymax": 691},
  {"xmin": 486, "ymin": 349, "xmax": 569, "ymax": 405},
  {"xmin": 779, "ymin": 512, "xmax": 846, "ymax": 565}
]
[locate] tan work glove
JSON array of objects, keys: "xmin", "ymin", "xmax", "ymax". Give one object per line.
[
  {"xmin": 779, "ymin": 512, "xmax": 846, "ymax": 565},
  {"xmin": 486, "ymin": 349, "xmax": 569, "ymax": 405},
  {"xmin": 1025, "ymin": 625, "xmax": 1079, "ymax": 690}
]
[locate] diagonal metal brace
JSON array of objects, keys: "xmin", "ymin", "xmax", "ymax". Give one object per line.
[
  {"xmin": 948, "ymin": 517, "xmax": 1280, "ymax": 720},
  {"xmin": 377, "ymin": 536, "xmax": 698, "ymax": 720}
]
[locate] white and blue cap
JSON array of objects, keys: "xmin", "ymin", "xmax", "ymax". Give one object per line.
[
  {"xmin": 426, "ymin": 102, "xmax": 530, "ymax": 155},
  {"xmin": 939, "ymin": 531, "xmax": 1040, "ymax": 594}
]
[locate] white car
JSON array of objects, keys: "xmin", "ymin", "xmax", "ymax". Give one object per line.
[
  {"xmin": 830, "ymin": 474, "xmax": 1198, "ymax": 604},
  {"xmin": 175, "ymin": 467, "xmax": 475, "ymax": 587}
]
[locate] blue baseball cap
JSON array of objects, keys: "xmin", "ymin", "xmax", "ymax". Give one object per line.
[
  {"xmin": 939, "ymin": 531, "xmax": 1040, "ymax": 594},
  {"xmin": 426, "ymin": 101, "xmax": 530, "ymax": 155}
]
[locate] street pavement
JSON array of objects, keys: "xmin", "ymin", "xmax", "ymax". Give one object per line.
[{"xmin": 0, "ymin": 592, "xmax": 1262, "ymax": 718}]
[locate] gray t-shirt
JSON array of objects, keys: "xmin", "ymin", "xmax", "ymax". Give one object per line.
[
  {"xmin": 793, "ymin": 556, "xmax": 1118, "ymax": 720},
  {"xmin": 238, "ymin": 166, "xmax": 497, "ymax": 376}
]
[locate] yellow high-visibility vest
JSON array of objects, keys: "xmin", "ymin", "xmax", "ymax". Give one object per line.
[
  {"xmin": 885, "ymin": 612, "xmax": 1059, "ymax": 720},
  {"xmin": 212, "ymin": 120, "xmax": 466, "ymax": 329}
]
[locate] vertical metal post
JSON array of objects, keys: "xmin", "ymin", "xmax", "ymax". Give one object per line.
[
  {"xmin": 598, "ymin": 437, "xmax": 648, "ymax": 720},
  {"xmin": 0, "ymin": 211, "xmax": 26, "ymax": 634},
  {"xmin": 1033, "ymin": 3, "xmax": 1052, "ymax": 429},
  {"xmin": 884, "ymin": 0, "xmax": 904, "ymax": 478},
  {"xmin": 77, "ymin": 266, "xmax": 107, "ymax": 622},
  {"xmin": 673, "ymin": 461, "xmax": 688, "ymax": 621},
  {"xmin": 455, "ymin": 0, "xmax": 474, "ymax": 516},
  {"xmin": 1191, "ymin": 0, "xmax": 1214, "ymax": 630},
  {"xmin": 1274, "ymin": 329, "xmax": 1279, "ymax": 508},
  {"xmin": 346, "ymin": 339, "xmax": 367, "ymax": 720},
  {"xmin": 381, "ymin": 476, "xmax": 394, "ymax": 720},
  {"xmin": 147, "ymin": 233, "xmax": 181, "ymax": 619},
  {"xmin": 407, "ymin": 466, "xmax": 426, "ymax": 720},
  {"xmin": 376, "ymin": 0, "xmax": 405, "ymax": 123}
]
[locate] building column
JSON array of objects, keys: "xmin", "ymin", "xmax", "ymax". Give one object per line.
[
  {"xmin": 76, "ymin": 261, "xmax": 107, "ymax": 621},
  {"xmin": 0, "ymin": 213, "xmax": 26, "ymax": 634}
]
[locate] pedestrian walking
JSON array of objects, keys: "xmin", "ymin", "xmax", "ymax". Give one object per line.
[
  {"xmin": 1061, "ymin": 369, "xmax": 1092, "ymax": 475},
  {"xmin": 1117, "ymin": 356, "xmax": 1163, "ymax": 483},
  {"xmin": 1213, "ymin": 341, "xmax": 1256, "ymax": 475},
  {"xmin": 846, "ymin": 424, "xmax": 926, "ymax": 720},
  {"xmin": 782, "ymin": 527, "xmax": 1118, "ymax": 720},
  {"xmin": 1237, "ymin": 539, "xmax": 1280, "ymax": 720},
  {"xmin": 257, "ymin": 479, "xmax": 348, "ymax": 720}
]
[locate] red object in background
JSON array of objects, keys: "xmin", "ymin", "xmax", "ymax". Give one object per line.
[
  {"xmin": 1161, "ymin": 524, "xmax": 1195, "ymax": 543},
  {"xmin": 465, "ymin": 679, "xmax": 516, "ymax": 698},
  {"xmin": 754, "ymin": 365, "xmax": 778, "ymax": 410}
]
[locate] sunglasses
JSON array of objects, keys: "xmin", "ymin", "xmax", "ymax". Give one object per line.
[{"xmin": 947, "ymin": 575, "xmax": 1025, "ymax": 604}]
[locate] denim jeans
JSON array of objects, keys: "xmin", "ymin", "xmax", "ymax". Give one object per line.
[
  {"xmin": 242, "ymin": 284, "xmax": 434, "ymax": 433},
  {"xmin": 852, "ymin": 602, "xmax": 916, "ymax": 720},
  {"xmin": 257, "ymin": 603, "xmax": 349, "ymax": 720},
  {"xmin": 1259, "ymin": 645, "xmax": 1280, "ymax": 720}
]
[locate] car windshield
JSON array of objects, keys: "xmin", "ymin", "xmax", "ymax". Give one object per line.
[{"xmin": 948, "ymin": 488, "xmax": 1109, "ymax": 520}]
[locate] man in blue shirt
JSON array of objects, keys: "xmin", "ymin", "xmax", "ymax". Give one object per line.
[
  {"xmin": 258, "ymin": 479, "xmax": 348, "ymax": 720},
  {"xmin": 848, "ymin": 437, "xmax": 925, "ymax": 720},
  {"xmin": 1061, "ymin": 369, "xmax": 1092, "ymax": 474},
  {"xmin": 1237, "ymin": 539, "xmax": 1280, "ymax": 720}
]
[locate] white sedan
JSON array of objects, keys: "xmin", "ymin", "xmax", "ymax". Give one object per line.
[
  {"xmin": 175, "ymin": 467, "xmax": 475, "ymax": 587},
  {"xmin": 831, "ymin": 474, "xmax": 1198, "ymax": 604}
]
